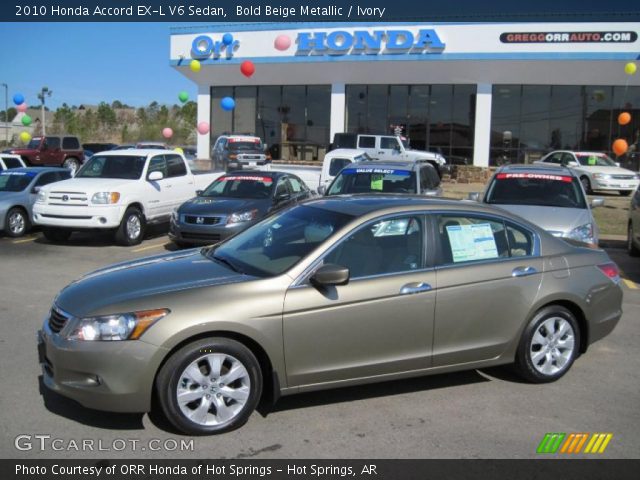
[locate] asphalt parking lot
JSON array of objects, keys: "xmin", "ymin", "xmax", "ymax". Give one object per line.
[{"xmin": 0, "ymin": 228, "xmax": 638, "ymax": 459}]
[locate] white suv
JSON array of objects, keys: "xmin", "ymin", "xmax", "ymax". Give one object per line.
[{"xmin": 536, "ymin": 150, "xmax": 640, "ymax": 196}]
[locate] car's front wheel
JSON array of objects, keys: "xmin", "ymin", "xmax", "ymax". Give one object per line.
[
  {"xmin": 156, "ymin": 337, "xmax": 262, "ymax": 435},
  {"xmin": 115, "ymin": 207, "xmax": 145, "ymax": 246},
  {"xmin": 580, "ymin": 176, "xmax": 592, "ymax": 194},
  {"xmin": 514, "ymin": 305, "xmax": 580, "ymax": 383},
  {"xmin": 4, "ymin": 207, "xmax": 30, "ymax": 237},
  {"xmin": 628, "ymin": 222, "xmax": 640, "ymax": 257}
]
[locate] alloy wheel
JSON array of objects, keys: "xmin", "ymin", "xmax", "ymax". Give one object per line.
[{"xmin": 529, "ymin": 317, "xmax": 575, "ymax": 376}]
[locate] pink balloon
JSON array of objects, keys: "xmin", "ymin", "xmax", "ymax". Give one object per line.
[
  {"xmin": 162, "ymin": 127, "xmax": 173, "ymax": 139},
  {"xmin": 274, "ymin": 35, "xmax": 291, "ymax": 51},
  {"xmin": 17, "ymin": 103, "xmax": 27, "ymax": 113},
  {"xmin": 197, "ymin": 122, "xmax": 210, "ymax": 135}
]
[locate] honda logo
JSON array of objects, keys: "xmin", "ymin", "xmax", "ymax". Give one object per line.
[{"xmin": 196, "ymin": 217, "xmax": 204, "ymax": 224}]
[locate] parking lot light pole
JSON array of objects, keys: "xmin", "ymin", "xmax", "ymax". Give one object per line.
[
  {"xmin": 1, "ymin": 83, "xmax": 7, "ymax": 145},
  {"xmin": 37, "ymin": 86, "xmax": 52, "ymax": 136}
]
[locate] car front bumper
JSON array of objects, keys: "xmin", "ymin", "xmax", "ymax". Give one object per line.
[
  {"xmin": 37, "ymin": 319, "xmax": 165, "ymax": 413},
  {"xmin": 592, "ymin": 178, "xmax": 639, "ymax": 192},
  {"xmin": 168, "ymin": 217, "xmax": 253, "ymax": 245},
  {"xmin": 33, "ymin": 203, "xmax": 124, "ymax": 229}
]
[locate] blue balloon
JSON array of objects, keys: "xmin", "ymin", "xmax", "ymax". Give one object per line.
[
  {"xmin": 220, "ymin": 97, "xmax": 235, "ymax": 111},
  {"xmin": 222, "ymin": 33, "xmax": 234, "ymax": 46},
  {"xmin": 13, "ymin": 93, "xmax": 24, "ymax": 105}
]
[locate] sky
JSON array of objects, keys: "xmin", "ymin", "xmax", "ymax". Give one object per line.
[{"xmin": 0, "ymin": 23, "xmax": 214, "ymax": 110}]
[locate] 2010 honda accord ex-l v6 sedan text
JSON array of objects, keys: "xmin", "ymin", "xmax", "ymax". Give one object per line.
[{"xmin": 38, "ymin": 196, "xmax": 623, "ymax": 435}]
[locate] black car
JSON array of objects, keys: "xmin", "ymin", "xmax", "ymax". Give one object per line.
[{"xmin": 169, "ymin": 170, "xmax": 312, "ymax": 247}]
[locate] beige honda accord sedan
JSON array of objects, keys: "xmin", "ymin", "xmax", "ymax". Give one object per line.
[{"xmin": 38, "ymin": 195, "xmax": 623, "ymax": 435}]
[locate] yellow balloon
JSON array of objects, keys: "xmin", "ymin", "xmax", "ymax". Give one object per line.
[
  {"xmin": 174, "ymin": 147, "xmax": 184, "ymax": 154},
  {"xmin": 19, "ymin": 131, "xmax": 31, "ymax": 143},
  {"xmin": 625, "ymin": 62, "xmax": 637, "ymax": 75},
  {"xmin": 190, "ymin": 59, "xmax": 201, "ymax": 73}
]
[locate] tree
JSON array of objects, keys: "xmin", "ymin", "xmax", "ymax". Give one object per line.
[
  {"xmin": 0, "ymin": 107, "xmax": 17, "ymax": 122},
  {"xmin": 111, "ymin": 100, "xmax": 123, "ymax": 109},
  {"xmin": 97, "ymin": 102, "xmax": 116, "ymax": 130}
]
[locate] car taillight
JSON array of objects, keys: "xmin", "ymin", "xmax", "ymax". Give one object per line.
[{"xmin": 597, "ymin": 262, "xmax": 620, "ymax": 282}]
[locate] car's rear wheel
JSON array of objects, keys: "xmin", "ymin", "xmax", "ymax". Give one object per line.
[
  {"xmin": 42, "ymin": 227, "xmax": 72, "ymax": 243},
  {"xmin": 4, "ymin": 207, "xmax": 30, "ymax": 237},
  {"xmin": 156, "ymin": 337, "xmax": 262, "ymax": 435},
  {"xmin": 580, "ymin": 176, "xmax": 592, "ymax": 194},
  {"xmin": 62, "ymin": 157, "xmax": 80, "ymax": 175},
  {"xmin": 115, "ymin": 207, "xmax": 145, "ymax": 246},
  {"xmin": 514, "ymin": 305, "xmax": 580, "ymax": 383},
  {"xmin": 628, "ymin": 222, "xmax": 640, "ymax": 257}
]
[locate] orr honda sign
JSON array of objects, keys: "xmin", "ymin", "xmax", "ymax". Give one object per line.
[{"xmin": 296, "ymin": 29, "xmax": 446, "ymax": 55}]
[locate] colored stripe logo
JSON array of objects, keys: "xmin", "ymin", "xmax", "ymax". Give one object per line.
[{"xmin": 537, "ymin": 433, "xmax": 613, "ymax": 454}]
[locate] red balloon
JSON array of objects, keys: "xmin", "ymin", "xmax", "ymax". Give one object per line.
[
  {"xmin": 612, "ymin": 139, "xmax": 628, "ymax": 157},
  {"xmin": 240, "ymin": 60, "xmax": 255, "ymax": 78}
]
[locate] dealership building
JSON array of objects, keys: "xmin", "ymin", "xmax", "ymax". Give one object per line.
[{"xmin": 170, "ymin": 22, "xmax": 640, "ymax": 166}]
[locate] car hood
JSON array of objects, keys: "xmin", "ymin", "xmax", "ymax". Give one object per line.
[
  {"xmin": 42, "ymin": 177, "xmax": 134, "ymax": 193},
  {"xmin": 575, "ymin": 165, "xmax": 637, "ymax": 175},
  {"xmin": 406, "ymin": 149, "xmax": 438, "ymax": 160},
  {"xmin": 55, "ymin": 249, "xmax": 249, "ymax": 317},
  {"xmin": 493, "ymin": 204, "xmax": 592, "ymax": 235},
  {"xmin": 179, "ymin": 196, "xmax": 269, "ymax": 215}
]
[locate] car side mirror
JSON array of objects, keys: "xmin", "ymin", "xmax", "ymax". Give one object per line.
[
  {"xmin": 317, "ymin": 185, "xmax": 326, "ymax": 195},
  {"xmin": 148, "ymin": 170, "xmax": 164, "ymax": 181},
  {"xmin": 196, "ymin": 189, "xmax": 203, "ymax": 196},
  {"xmin": 32, "ymin": 186, "xmax": 41, "ymax": 194},
  {"xmin": 468, "ymin": 192, "xmax": 481, "ymax": 202},
  {"xmin": 311, "ymin": 264, "xmax": 350, "ymax": 286},
  {"xmin": 591, "ymin": 198, "xmax": 605, "ymax": 208}
]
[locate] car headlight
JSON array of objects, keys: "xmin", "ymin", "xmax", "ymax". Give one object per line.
[
  {"xmin": 66, "ymin": 309, "xmax": 169, "ymax": 341},
  {"xmin": 91, "ymin": 192, "xmax": 121, "ymax": 204},
  {"xmin": 593, "ymin": 173, "xmax": 611, "ymax": 180},
  {"xmin": 227, "ymin": 209, "xmax": 258, "ymax": 225},
  {"xmin": 36, "ymin": 190, "xmax": 47, "ymax": 203},
  {"xmin": 565, "ymin": 223, "xmax": 595, "ymax": 245}
]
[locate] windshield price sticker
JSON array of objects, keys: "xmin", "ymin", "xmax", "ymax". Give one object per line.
[
  {"xmin": 220, "ymin": 176, "xmax": 273, "ymax": 183},
  {"xmin": 497, "ymin": 173, "xmax": 572, "ymax": 183},
  {"xmin": 446, "ymin": 223, "xmax": 499, "ymax": 263},
  {"xmin": 371, "ymin": 173, "xmax": 384, "ymax": 191}
]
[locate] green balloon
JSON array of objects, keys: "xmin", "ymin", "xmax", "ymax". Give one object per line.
[
  {"xmin": 178, "ymin": 91, "xmax": 189, "ymax": 103},
  {"xmin": 21, "ymin": 114, "xmax": 32, "ymax": 127}
]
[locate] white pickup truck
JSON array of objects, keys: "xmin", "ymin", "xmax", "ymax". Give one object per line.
[{"xmin": 33, "ymin": 149, "xmax": 221, "ymax": 245}]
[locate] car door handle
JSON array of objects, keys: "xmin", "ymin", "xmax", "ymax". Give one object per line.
[
  {"xmin": 400, "ymin": 282, "xmax": 432, "ymax": 295},
  {"xmin": 512, "ymin": 266, "xmax": 537, "ymax": 277},
  {"xmin": 378, "ymin": 151, "xmax": 385, "ymax": 154}
]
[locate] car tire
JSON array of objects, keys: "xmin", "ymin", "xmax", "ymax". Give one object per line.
[
  {"xmin": 62, "ymin": 157, "xmax": 80, "ymax": 175},
  {"xmin": 42, "ymin": 227, "xmax": 72, "ymax": 243},
  {"xmin": 4, "ymin": 207, "xmax": 30, "ymax": 237},
  {"xmin": 156, "ymin": 337, "xmax": 262, "ymax": 435},
  {"xmin": 628, "ymin": 222, "xmax": 640, "ymax": 257},
  {"xmin": 514, "ymin": 305, "xmax": 580, "ymax": 383},
  {"xmin": 115, "ymin": 207, "xmax": 145, "ymax": 246},
  {"xmin": 580, "ymin": 176, "xmax": 592, "ymax": 194},
  {"xmin": 620, "ymin": 191, "xmax": 632, "ymax": 197}
]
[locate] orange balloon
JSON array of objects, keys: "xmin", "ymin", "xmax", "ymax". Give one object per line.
[
  {"xmin": 612, "ymin": 139, "xmax": 628, "ymax": 156},
  {"xmin": 618, "ymin": 112, "xmax": 631, "ymax": 125}
]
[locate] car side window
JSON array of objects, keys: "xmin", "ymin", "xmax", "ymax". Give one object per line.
[
  {"xmin": 165, "ymin": 154, "xmax": 187, "ymax": 177},
  {"xmin": 505, "ymin": 222, "xmax": 534, "ymax": 257},
  {"xmin": 287, "ymin": 176, "xmax": 307, "ymax": 194},
  {"xmin": 62, "ymin": 137, "xmax": 80, "ymax": 150},
  {"xmin": 275, "ymin": 178, "xmax": 290, "ymax": 197},
  {"xmin": 420, "ymin": 166, "xmax": 440, "ymax": 190},
  {"xmin": 324, "ymin": 216, "xmax": 424, "ymax": 279},
  {"xmin": 561, "ymin": 153, "xmax": 575, "ymax": 165},
  {"xmin": 329, "ymin": 158, "xmax": 352, "ymax": 176},
  {"xmin": 148, "ymin": 156, "xmax": 167, "ymax": 177},
  {"xmin": 3, "ymin": 157, "xmax": 22, "ymax": 168},
  {"xmin": 34, "ymin": 172, "xmax": 59, "ymax": 187},
  {"xmin": 358, "ymin": 136, "xmax": 376, "ymax": 149},
  {"xmin": 437, "ymin": 215, "xmax": 510, "ymax": 265},
  {"xmin": 546, "ymin": 153, "xmax": 562, "ymax": 164},
  {"xmin": 45, "ymin": 137, "xmax": 60, "ymax": 149},
  {"xmin": 380, "ymin": 137, "xmax": 399, "ymax": 149}
]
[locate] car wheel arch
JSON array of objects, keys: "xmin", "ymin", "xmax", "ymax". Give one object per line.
[
  {"xmin": 127, "ymin": 202, "xmax": 145, "ymax": 216},
  {"xmin": 152, "ymin": 330, "xmax": 278, "ymax": 409},
  {"xmin": 530, "ymin": 299, "xmax": 589, "ymax": 354}
]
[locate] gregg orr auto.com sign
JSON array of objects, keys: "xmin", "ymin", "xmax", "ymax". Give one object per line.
[{"xmin": 500, "ymin": 31, "xmax": 637, "ymax": 43}]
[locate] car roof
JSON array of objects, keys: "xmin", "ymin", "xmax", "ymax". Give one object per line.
[
  {"xmin": 497, "ymin": 163, "xmax": 575, "ymax": 176},
  {"xmin": 1, "ymin": 167, "xmax": 67, "ymax": 175},
  {"xmin": 547, "ymin": 150, "xmax": 608, "ymax": 156},
  {"xmin": 340, "ymin": 160, "xmax": 432, "ymax": 170},
  {"xmin": 225, "ymin": 170, "xmax": 286, "ymax": 179},
  {"xmin": 96, "ymin": 149, "xmax": 177, "ymax": 156}
]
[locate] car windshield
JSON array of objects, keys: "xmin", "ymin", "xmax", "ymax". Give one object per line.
[
  {"xmin": 575, "ymin": 153, "xmax": 617, "ymax": 167},
  {"xmin": 75, "ymin": 155, "xmax": 147, "ymax": 180},
  {"xmin": 202, "ymin": 175, "xmax": 274, "ymax": 199},
  {"xmin": 0, "ymin": 171, "xmax": 35, "ymax": 192},
  {"xmin": 206, "ymin": 205, "xmax": 354, "ymax": 277},
  {"xmin": 228, "ymin": 140, "xmax": 262, "ymax": 151},
  {"xmin": 485, "ymin": 172, "xmax": 587, "ymax": 209},
  {"xmin": 327, "ymin": 167, "xmax": 416, "ymax": 195},
  {"xmin": 26, "ymin": 138, "xmax": 42, "ymax": 149}
]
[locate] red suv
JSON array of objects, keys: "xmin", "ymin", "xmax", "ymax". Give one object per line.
[{"xmin": 10, "ymin": 135, "xmax": 84, "ymax": 174}]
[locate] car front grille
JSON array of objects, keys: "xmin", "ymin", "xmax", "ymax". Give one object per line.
[
  {"xmin": 184, "ymin": 215, "xmax": 223, "ymax": 225},
  {"xmin": 48, "ymin": 191, "xmax": 88, "ymax": 206},
  {"xmin": 48, "ymin": 307, "xmax": 70, "ymax": 334},
  {"xmin": 181, "ymin": 232, "xmax": 222, "ymax": 241},
  {"xmin": 611, "ymin": 175, "xmax": 636, "ymax": 180}
]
